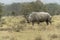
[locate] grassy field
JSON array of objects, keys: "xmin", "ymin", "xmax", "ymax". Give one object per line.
[{"xmin": 0, "ymin": 15, "xmax": 60, "ymax": 40}]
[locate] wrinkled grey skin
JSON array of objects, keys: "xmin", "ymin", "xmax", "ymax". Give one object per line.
[{"xmin": 25, "ymin": 12, "xmax": 52, "ymax": 25}]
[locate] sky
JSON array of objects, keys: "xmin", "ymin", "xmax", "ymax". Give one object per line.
[
  {"xmin": 41, "ymin": 0, "xmax": 60, "ymax": 4},
  {"xmin": 0, "ymin": 0, "xmax": 60, "ymax": 4}
]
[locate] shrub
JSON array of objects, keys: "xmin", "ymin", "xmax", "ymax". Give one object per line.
[{"xmin": 35, "ymin": 36, "xmax": 42, "ymax": 40}]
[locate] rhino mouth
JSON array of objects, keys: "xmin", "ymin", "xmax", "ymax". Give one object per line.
[{"xmin": 26, "ymin": 19, "xmax": 30, "ymax": 23}]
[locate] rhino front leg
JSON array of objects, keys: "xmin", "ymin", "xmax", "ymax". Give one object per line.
[{"xmin": 46, "ymin": 20, "xmax": 49, "ymax": 25}]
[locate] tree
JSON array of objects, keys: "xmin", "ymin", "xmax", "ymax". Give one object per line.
[
  {"xmin": 11, "ymin": 11, "xmax": 16, "ymax": 16},
  {"xmin": 20, "ymin": 0, "xmax": 45, "ymax": 16},
  {"xmin": 0, "ymin": 3, "xmax": 3, "ymax": 17},
  {"xmin": 45, "ymin": 3, "xmax": 60, "ymax": 15}
]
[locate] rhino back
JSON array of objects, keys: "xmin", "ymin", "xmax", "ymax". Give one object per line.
[{"xmin": 27, "ymin": 12, "xmax": 51, "ymax": 22}]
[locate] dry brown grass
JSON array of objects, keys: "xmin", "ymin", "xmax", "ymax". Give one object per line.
[{"xmin": 0, "ymin": 15, "xmax": 60, "ymax": 40}]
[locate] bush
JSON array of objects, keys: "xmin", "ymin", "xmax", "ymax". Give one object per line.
[
  {"xmin": 35, "ymin": 36, "xmax": 42, "ymax": 40},
  {"xmin": 50, "ymin": 34, "xmax": 58, "ymax": 39},
  {"xmin": 11, "ymin": 25, "xmax": 24, "ymax": 32}
]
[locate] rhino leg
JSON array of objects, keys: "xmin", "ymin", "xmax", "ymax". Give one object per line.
[
  {"xmin": 49, "ymin": 20, "xmax": 52, "ymax": 24},
  {"xmin": 38, "ymin": 22, "xmax": 39, "ymax": 25},
  {"xmin": 37, "ymin": 21, "xmax": 40, "ymax": 25},
  {"xmin": 48, "ymin": 18, "xmax": 52, "ymax": 24},
  {"xmin": 46, "ymin": 20, "xmax": 49, "ymax": 25},
  {"xmin": 32, "ymin": 22, "xmax": 34, "ymax": 25}
]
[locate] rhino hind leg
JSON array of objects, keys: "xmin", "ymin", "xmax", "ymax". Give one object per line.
[
  {"xmin": 49, "ymin": 20, "xmax": 52, "ymax": 24},
  {"xmin": 32, "ymin": 22, "xmax": 34, "ymax": 25},
  {"xmin": 37, "ymin": 21, "xmax": 40, "ymax": 25}
]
